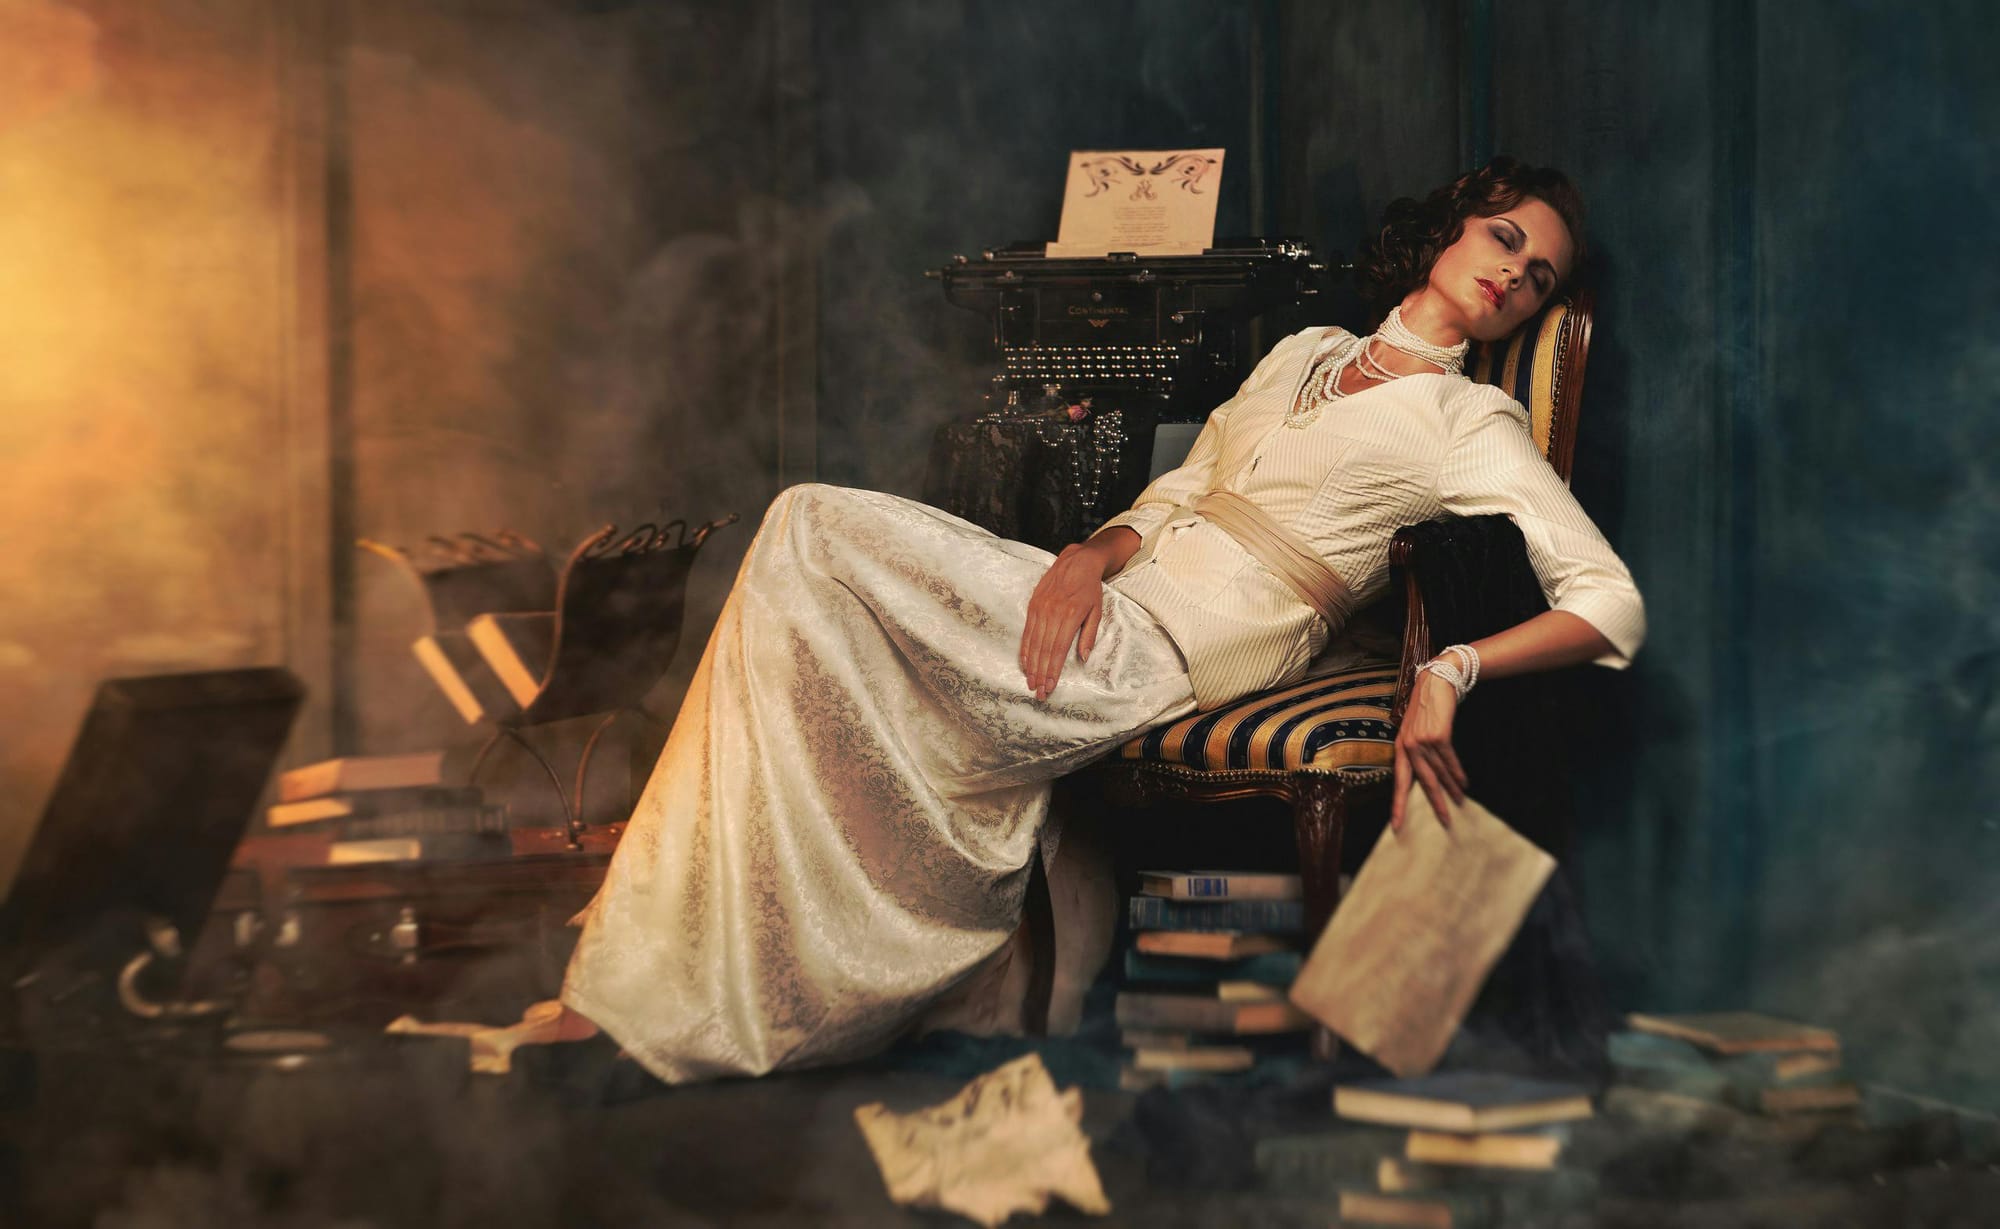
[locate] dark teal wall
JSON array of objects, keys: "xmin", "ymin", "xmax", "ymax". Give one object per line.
[
  {"xmin": 1743, "ymin": 0, "xmax": 2000, "ymax": 1106},
  {"xmin": 1485, "ymin": 0, "xmax": 2000, "ymax": 1108}
]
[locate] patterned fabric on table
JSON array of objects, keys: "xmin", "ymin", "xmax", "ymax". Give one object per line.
[
  {"xmin": 1119, "ymin": 660, "xmax": 1399, "ymax": 773},
  {"xmin": 1470, "ymin": 298, "xmax": 1572, "ymax": 464}
]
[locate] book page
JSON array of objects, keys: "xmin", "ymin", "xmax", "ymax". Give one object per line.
[
  {"xmin": 1045, "ymin": 148, "xmax": 1224, "ymax": 257},
  {"xmin": 1289, "ymin": 789, "xmax": 1555, "ymax": 1077}
]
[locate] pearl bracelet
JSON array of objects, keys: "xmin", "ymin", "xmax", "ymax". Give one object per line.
[{"xmin": 1416, "ymin": 643, "xmax": 1481, "ymax": 701}]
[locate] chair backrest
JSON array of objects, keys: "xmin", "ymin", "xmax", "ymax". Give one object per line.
[
  {"xmin": 510, "ymin": 515, "xmax": 736, "ymax": 726},
  {"xmin": 357, "ymin": 532, "xmax": 557, "ymax": 633},
  {"xmin": 1465, "ymin": 289, "xmax": 1595, "ymax": 483}
]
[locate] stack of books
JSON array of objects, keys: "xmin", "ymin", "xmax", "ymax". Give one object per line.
[
  {"xmin": 1113, "ymin": 870, "xmax": 1312, "ymax": 1091},
  {"xmin": 1257, "ymin": 1072, "xmax": 1598, "ymax": 1227},
  {"xmin": 267, "ymin": 751, "xmax": 510, "ymax": 863},
  {"xmin": 1610, "ymin": 1011, "xmax": 1857, "ymax": 1118}
]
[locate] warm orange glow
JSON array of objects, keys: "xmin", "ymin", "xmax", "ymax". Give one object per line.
[
  {"xmin": 0, "ymin": 0, "xmax": 288, "ymax": 886},
  {"xmin": 0, "ymin": 0, "xmax": 100, "ymax": 127}
]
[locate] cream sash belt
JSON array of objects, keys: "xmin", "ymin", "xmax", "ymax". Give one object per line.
[{"xmin": 1185, "ymin": 489, "xmax": 1355, "ymax": 629}]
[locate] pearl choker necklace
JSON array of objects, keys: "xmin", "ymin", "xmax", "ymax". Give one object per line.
[
  {"xmin": 1284, "ymin": 306, "xmax": 1470, "ymax": 429},
  {"xmin": 1376, "ymin": 304, "xmax": 1469, "ymax": 373}
]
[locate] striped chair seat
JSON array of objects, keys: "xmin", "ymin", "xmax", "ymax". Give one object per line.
[{"xmin": 1118, "ymin": 660, "xmax": 1399, "ymax": 774}]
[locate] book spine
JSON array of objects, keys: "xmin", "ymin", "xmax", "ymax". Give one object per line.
[
  {"xmin": 277, "ymin": 764, "xmax": 337, "ymax": 803},
  {"xmin": 338, "ymin": 805, "xmax": 510, "ymax": 841},
  {"xmin": 1114, "ymin": 993, "xmax": 1234, "ymax": 1033},
  {"xmin": 1145, "ymin": 874, "xmax": 1300, "ymax": 901},
  {"xmin": 327, "ymin": 832, "xmax": 511, "ymax": 863},
  {"xmin": 1123, "ymin": 949, "xmax": 1303, "ymax": 987},
  {"xmin": 1128, "ymin": 896, "xmax": 1305, "ymax": 933},
  {"xmin": 1342, "ymin": 1188, "xmax": 1501, "ymax": 1229}
]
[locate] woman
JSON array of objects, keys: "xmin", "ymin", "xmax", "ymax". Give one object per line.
[{"xmin": 556, "ymin": 156, "xmax": 1645, "ymax": 1083}]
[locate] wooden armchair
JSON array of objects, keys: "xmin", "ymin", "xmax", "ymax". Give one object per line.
[
  {"xmin": 465, "ymin": 516, "xmax": 737, "ymax": 847},
  {"xmin": 1097, "ymin": 291, "xmax": 1597, "ymax": 948}
]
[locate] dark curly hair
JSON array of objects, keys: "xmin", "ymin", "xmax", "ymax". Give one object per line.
[{"xmin": 1357, "ymin": 156, "xmax": 1588, "ymax": 322}]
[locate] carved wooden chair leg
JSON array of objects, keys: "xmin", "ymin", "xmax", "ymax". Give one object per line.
[
  {"xmin": 1290, "ymin": 774, "xmax": 1347, "ymax": 941},
  {"xmin": 1290, "ymin": 774, "xmax": 1348, "ymax": 1061}
]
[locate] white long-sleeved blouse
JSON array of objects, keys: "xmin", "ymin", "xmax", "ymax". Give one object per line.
[{"xmin": 1101, "ymin": 324, "xmax": 1647, "ymax": 709}]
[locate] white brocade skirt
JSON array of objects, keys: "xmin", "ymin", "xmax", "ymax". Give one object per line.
[{"xmin": 560, "ymin": 484, "xmax": 1197, "ymax": 1083}]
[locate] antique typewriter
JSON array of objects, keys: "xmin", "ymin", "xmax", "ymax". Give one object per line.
[{"xmin": 923, "ymin": 238, "xmax": 1326, "ymax": 550}]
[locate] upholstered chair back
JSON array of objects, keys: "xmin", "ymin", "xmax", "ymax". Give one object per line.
[{"xmin": 1465, "ymin": 290, "xmax": 1594, "ymax": 483}]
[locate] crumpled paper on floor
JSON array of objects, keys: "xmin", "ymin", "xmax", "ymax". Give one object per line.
[
  {"xmin": 852, "ymin": 1052, "xmax": 1110, "ymax": 1227},
  {"xmin": 385, "ymin": 998, "xmax": 565, "ymax": 1074}
]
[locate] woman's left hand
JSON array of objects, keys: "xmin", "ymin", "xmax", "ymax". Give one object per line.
[
  {"xmin": 1019, "ymin": 540, "xmax": 1112, "ymax": 700},
  {"xmin": 1393, "ymin": 671, "xmax": 1467, "ymax": 831}
]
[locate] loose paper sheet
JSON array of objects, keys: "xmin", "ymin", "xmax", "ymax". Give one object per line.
[
  {"xmin": 853, "ymin": 1053, "xmax": 1110, "ymax": 1227},
  {"xmin": 385, "ymin": 998, "xmax": 567, "ymax": 1074},
  {"xmin": 1289, "ymin": 789, "xmax": 1555, "ymax": 1078},
  {"xmin": 1045, "ymin": 148, "xmax": 1224, "ymax": 258}
]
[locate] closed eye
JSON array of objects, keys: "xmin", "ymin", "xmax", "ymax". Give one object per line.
[{"xmin": 1497, "ymin": 217, "xmax": 1559, "ymax": 297}]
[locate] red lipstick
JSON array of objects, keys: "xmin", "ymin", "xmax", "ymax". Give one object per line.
[{"xmin": 1475, "ymin": 277, "xmax": 1504, "ymax": 308}]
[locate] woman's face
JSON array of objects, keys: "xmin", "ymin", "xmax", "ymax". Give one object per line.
[{"xmin": 1420, "ymin": 195, "xmax": 1576, "ymax": 343}]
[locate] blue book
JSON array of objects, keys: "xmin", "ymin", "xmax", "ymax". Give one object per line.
[
  {"xmin": 1128, "ymin": 896, "xmax": 1306, "ymax": 933},
  {"xmin": 1334, "ymin": 1072, "xmax": 1594, "ymax": 1133},
  {"xmin": 1123, "ymin": 949, "xmax": 1303, "ymax": 987}
]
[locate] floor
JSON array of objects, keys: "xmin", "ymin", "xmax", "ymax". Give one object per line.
[{"xmin": 7, "ymin": 1019, "xmax": 2000, "ymax": 1229}]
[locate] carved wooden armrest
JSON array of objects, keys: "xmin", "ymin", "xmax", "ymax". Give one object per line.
[{"xmin": 1388, "ymin": 514, "xmax": 1551, "ymax": 723}]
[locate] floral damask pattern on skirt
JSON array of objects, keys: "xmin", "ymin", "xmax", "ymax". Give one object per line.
[{"xmin": 562, "ymin": 484, "xmax": 1195, "ymax": 1084}]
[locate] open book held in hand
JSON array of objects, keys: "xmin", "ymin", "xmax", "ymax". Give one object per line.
[{"xmin": 1289, "ymin": 788, "xmax": 1555, "ymax": 1077}]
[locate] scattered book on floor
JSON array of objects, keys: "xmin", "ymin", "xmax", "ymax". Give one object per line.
[
  {"xmin": 277, "ymin": 751, "xmax": 448, "ymax": 803},
  {"xmin": 1376, "ymin": 1156, "xmax": 1438, "ymax": 1193},
  {"xmin": 1289, "ymin": 789, "xmax": 1554, "ymax": 1077},
  {"xmin": 1375, "ymin": 1157, "xmax": 1602, "ymax": 1220},
  {"xmin": 1127, "ymin": 895, "xmax": 1304, "ymax": 933},
  {"xmin": 1138, "ymin": 870, "xmax": 1302, "ymax": 901},
  {"xmin": 1255, "ymin": 1130, "xmax": 1404, "ymax": 1191},
  {"xmin": 1122, "ymin": 948, "xmax": 1302, "ymax": 988},
  {"xmin": 1404, "ymin": 1127, "xmax": 1566, "ymax": 1171},
  {"xmin": 1116, "ymin": 1058, "xmax": 1313, "ymax": 1093},
  {"xmin": 1127, "ymin": 1045, "xmax": 1254, "ymax": 1074},
  {"xmin": 1597, "ymin": 1085, "xmax": 1854, "ymax": 1141},
  {"xmin": 1337, "ymin": 1187, "xmax": 1493, "ymax": 1228},
  {"xmin": 1377, "ymin": 1157, "xmax": 1459, "ymax": 1194},
  {"xmin": 325, "ymin": 833, "xmax": 511, "ymax": 865},
  {"xmin": 1625, "ymin": 1011, "xmax": 1840, "ymax": 1056},
  {"xmin": 1132, "ymin": 930, "xmax": 1289, "ymax": 959},
  {"xmin": 1119, "ymin": 1066, "xmax": 1227, "ymax": 1093},
  {"xmin": 1114, "ymin": 990, "xmax": 1311, "ymax": 1035},
  {"xmin": 1333, "ymin": 1071, "xmax": 1594, "ymax": 1134},
  {"xmin": 1376, "ymin": 1153, "xmax": 1600, "ymax": 1196},
  {"xmin": 1745, "ymin": 1083, "xmax": 1862, "ymax": 1116},
  {"xmin": 266, "ymin": 785, "xmax": 488, "ymax": 829},
  {"xmin": 1767, "ymin": 1051, "xmax": 1842, "ymax": 1081},
  {"xmin": 413, "ymin": 630, "xmax": 521, "ymax": 725},
  {"xmin": 1608, "ymin": 1029, "xmax": 1848, "ymax": 1107},
  {"xmin": 1610, "ymin": 1029, "xmax": 1842, "ymax": 1082},
  {"xmin": 466, "ymin": 611, "xmax": 556, "ymax": 708}
]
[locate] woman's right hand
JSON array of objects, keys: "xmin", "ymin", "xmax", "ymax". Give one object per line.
[{"xmin": 1020, "ymin": 532, "xmax": 1133, "ymax": 700}]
